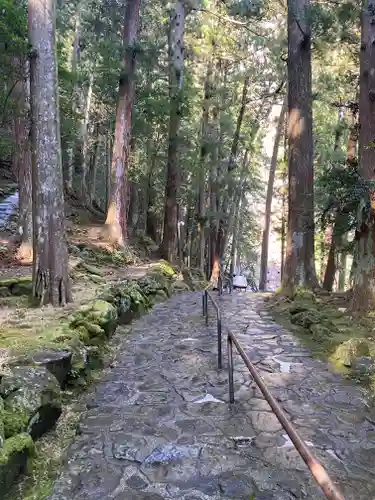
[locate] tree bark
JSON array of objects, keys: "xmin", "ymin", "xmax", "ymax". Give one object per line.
[
  {"xmin": 282, "ymin": 0, "xmax": 318, "ymax": 293},
  {"xmin": 322, "ymin": 104, "xmax": 345, "ymax": 291},
  {"xmin": 78, "ymin": 72, "xmax": 94, "ymax": 204},
  {"xmin": 351, "ymin": 1, "xmax": 375, "ymax": 311},
  {"xmin": 160, "ymin": 0, "xmax": 185, "ymax": 262},
  {"xmin": 101, "ymin": 0, "xmax": 141, "ymax": 247},
  {"xmin": 259, "ymin": 96, "xmax": 287, "ymax": 291},
  {"xmin": 64, "ymin": 11, "xmax": 80, "ymax": 196},
  {"xmin": 197, "ymin": 64, "xmax": 212, "ymax": 271},
  {"xmin": 87, "ymin": 122, "xmax": 100, "ymax": 206},
  {"xmin": 29, "ymin": 0, "xmax": 72, "ymax": 306}
]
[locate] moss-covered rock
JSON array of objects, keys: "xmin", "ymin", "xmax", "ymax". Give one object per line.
[
  {"xmin": 30, "ymin": 350, "xmax": 72, "ymax": 388},
  {"xmin": 310, "ymin": 323, "xmax": 332, "ymax": 342},
  {"xmin": 70, "ymin": 300, "xmax": 118, "ymax": 340},
  {"xmin": 333, "ymin": 338, "xmax": 370, "ymax": 368},
  {"xmin": 290, "ymin": 310, "xmax": 321, "ymax": 328},
  {"xmin": 0, "ymin": 366, "xmax": 61, "ymax": 439},
  {"xmin": 0, "ymin": 277, "xmax": 32, "ymax": 297},
  {"xmin": 172, "ymin": 280, "xmax": 191, "ymax": 293},
  {"xmin": 0, "ymin": 433, "xmax": 34, "ymax": 492},
  {"xmin": 152, "ymin": 260, "xmax": 176, "ymax": 278}
]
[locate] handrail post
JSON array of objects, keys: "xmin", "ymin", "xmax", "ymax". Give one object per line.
[
  {"xmin": 202, "ymin": 292, "xmax": 205, "ymax": 317},
  {"xmin": 227, "ymin": 334, "xmax": 235, "ymax": 403},
  {"xmin": 217, "ymin": 311, "xmax": 222, "ymax": 369}
]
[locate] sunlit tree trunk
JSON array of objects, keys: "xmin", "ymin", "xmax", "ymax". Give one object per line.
[
  {"xmin": 160, "ymin": 0, "xmax": 185, "ymax": 262},
  {"xmin": 101, "ymin": 0, "xmax": 141, "ymax": 247},
  {"xmin": 282, "ymin": 0, "xmax": 318, "ymax": 293},
  {"xmin": 259, "ymin": 96, "xmax": 287, "ymax": 290},
  {"xmin": 351, "ymin": 2, "xmax": 375, "ymax": 311},
  {"xmin": 29, "ymin": 0, "xmax": 72, "ymax": 306},
  {"xmin": 78, "ymin": 72, "xmax": 94, "ymax": 204},
  {"xmin": 87, "ymin": 122, "xmax": 100, "ymax": 206}
]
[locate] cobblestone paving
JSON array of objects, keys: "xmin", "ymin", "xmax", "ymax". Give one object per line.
[{"xmin": 50, "ymin": 292, "xmax": 375, "ymax": 500}]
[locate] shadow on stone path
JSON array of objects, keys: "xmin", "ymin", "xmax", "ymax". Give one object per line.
[{"xmin": 49, "ymin": 292, "xmax": 375, "ymax": 500}]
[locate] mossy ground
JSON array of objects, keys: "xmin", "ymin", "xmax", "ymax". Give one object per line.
[
  {"xmin": 0, "ymin": 223, "xmax": 181, "ymax": 499},
  {"xmin": 264, "ymin": 288, "xmax": 375, "ymax": 394}
]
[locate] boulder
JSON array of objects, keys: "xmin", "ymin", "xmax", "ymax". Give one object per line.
[
  {"xmin": 333, "ymin": 338, "xmax": 370, "ymax": 368},
  {"xmin": 310, "ymin": 323, "xmax": 332, "ymax": 341},
  {"xmin": 290, "ymin": 310, "xmax": 321, "ymax": 328},
  {"xmin": 70, "ymin": 300, "xmax": 118, "ymax": 339},
  {"xmin": 31, "ymin": 350, "xmax": 72, "ymax": 388},
  {"xmin": 0, "ymin": 433, "xmax": 34, "ymax": 493},
  {"xmin": 0, "ymin": 277, "xmax": 32, "ymax": 297},
  {"xmin": 351, "ymin": 356, "xmax": 375, "ymax": 377},
  {"xmin": 0, "ymin": 366, "xmax": 61, "ymax": 439}
]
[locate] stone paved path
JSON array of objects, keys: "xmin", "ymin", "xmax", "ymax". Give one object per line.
[{"xmin": 49, "ymin": 292, "xmax": 375, "ymax": 500}]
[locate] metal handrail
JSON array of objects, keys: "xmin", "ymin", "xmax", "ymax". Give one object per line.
[
  {"xmin": 202, "ymin": 289, "xmax": 222, "ymax": 369},
  {"xmin": 227, "ymin": 330, "xmax": 344, "ymax": 500},
  {"xmin": 201, "ymin": 287, "xmax": 344, "ymax": 500}
]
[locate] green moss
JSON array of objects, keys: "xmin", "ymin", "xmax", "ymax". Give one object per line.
[
  {"xmin": 332, "ymin": 338, "xmax": 370, "ymax": 367},
  {"xmin": 152, "ymin": 260, "xmax": 176, "ymax": 277},
  {"xmin": 3, "ymin": 408, "xmax": 29, "ymax": 439},
  {"xmin": 0, "ymin": 433, "xmax": 34, "ymax": 465},
  {"xmin": 0, "ymin": 277, "xmax": 32, "ymax": 288}
]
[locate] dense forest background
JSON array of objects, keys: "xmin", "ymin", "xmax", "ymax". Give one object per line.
[{"xmin": 0, "ymin": 0, "xmax": 372, "ymax": 311}]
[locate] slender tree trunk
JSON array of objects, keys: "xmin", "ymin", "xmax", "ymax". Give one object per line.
[
  {"xmin": 64, "ymin": 12, "xmax": 80, "ymax": 196},
  {"xmin": 259, "ymin": 96, "xmax": 287, "ymax": 290},
  {"xmin": 160, "ymin": 0, "xmax": 185, "ymax": 262},
  {"xmin": 101, "ymin": 0, "xmax": 141, "ymax": 247},
  {"xmin": 230, "ymin": 188, "xmax": 243, "ymax": 277},
  {"xmin": 29, "ymin": 0, "xmax": 72, "ymax": 306},
  {"xmin": 197, "ymin": 64, "xmax": 212, "ymax": 271},
  {"xmin": 351, "ymin": 1, "xmax": 375, "ymax": 311},
  {"xmin": 280, "ymin": 116, "xmax": 288, "ymax": 281},
  {"xmin": 322, "ymin": 105, "xmax": 345, "ymax": 291},
  {"xmin": 78, "ymin": 72, "xmax": 94, "ymax": 203},
  {"xmin": 105, "ymin": 132, "xmax": 112, "ymax": 212},
  {"xmin": 282, "ymin": 0, "xmax": 318, "ymax": 293},
  {"xmin": 338, "ymin": 233, "xmax": 347, "ymax": 290},
  {"xmin": 87, "ymin": 122, "xmax": 100, "ymax": 206}
]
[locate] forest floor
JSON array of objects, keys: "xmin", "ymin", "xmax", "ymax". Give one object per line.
[
  {"xmin": 0, "ymin": 199, "xmax": 171, "ymax": 500},
  {"xmin": 46, "ymin": 291, "xmax": 375, "ymax": 499},
  {"xmin": 0, "ymin": 220, "xmax": 157, "ymax": 359},
  {"xmin": 265, "ymin": 289, "xmax": 375, "ymax": 406}
]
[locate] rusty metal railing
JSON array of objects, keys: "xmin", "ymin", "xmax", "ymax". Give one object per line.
[
  {"xmin": 202, "ymin": 288, "xmax": 345, "ymax": 500},
  {"xmin": 202, "ymin": 289, "xmax": 222, "ymax": 369}
]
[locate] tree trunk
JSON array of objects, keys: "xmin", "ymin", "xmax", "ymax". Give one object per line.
[
  {"xmin": 351, "ymin": 1, "xmax": 375, "ymax": 311},
  {"xmin": 64, "ymin": 11, "xmax": 80, "ymax": 196},
  {"xmin": 160, "ymin": 0, "xmax": 185, "ymax": 262},
  {"xmin": 229, "ymin": 187, "xmax": 244, "ymax": 277},
  {"xmin": 338, "ymin": 233, "xmax": 347, "ymax": 290},
  {"xmin": 282, "ymin": 0, "xmax": 318, "ymax": 293},
  {"xmin": 87, "ymin": 122, "xmax": 100, "ymax": 206},
  {"xmin": 322, "ymin": 226, "xmax": 336, "ymax": 291},
  {"xmin": 322, "ymin": 104, "xmax": 345, "ymax": 291},
  {"xmin": 78, "ymin": 72, "xmax": 94, "ymax": 204},
  {"xmin": 259, "ymin": 96, "xmax": 287, "ymax": 290},
  {"xmin": 280, "ymin": 119, "xmax": 288, "ymax": 282},
  {"xmin": 197, "ymin": 64, "xmax": 212, "ymax": 271},
  {"xmin": 29, "ymin": 0, "xmax": 72, "ymax": 306},
  {"xmin": 101, "ymin": 0, "xmax": 141, "ymax": 247}
]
